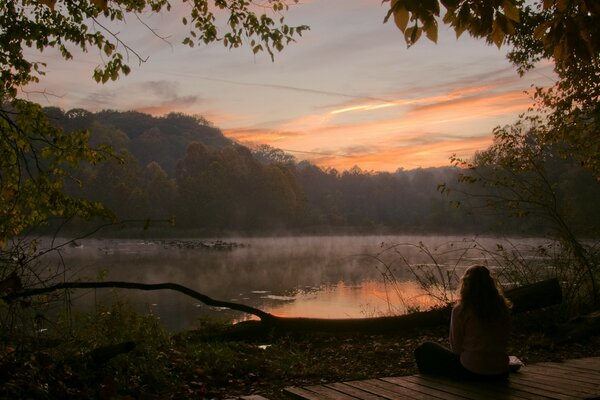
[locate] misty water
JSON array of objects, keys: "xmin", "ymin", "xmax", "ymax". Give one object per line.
[{"xmin": 41, "ymin": 235, "xmax": 549, "ymax": 332}]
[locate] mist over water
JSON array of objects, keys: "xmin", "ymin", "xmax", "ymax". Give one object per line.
[{"xmin": 40, "ymin": 235, "xmax": 548, "ymax": 331}]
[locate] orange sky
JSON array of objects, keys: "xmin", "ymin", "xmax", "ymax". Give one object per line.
[{"xmin": 23, "ymin": 0, "xmax": 555, "ymax": 172}]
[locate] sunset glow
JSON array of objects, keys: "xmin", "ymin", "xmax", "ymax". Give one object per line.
[
  {"xmin": 263, "ymin": 281, "xmax": 445, "ymax": 319},
  {"xmin": 22, "ymin": 0, "xmax": 554, "ymax": 172}
]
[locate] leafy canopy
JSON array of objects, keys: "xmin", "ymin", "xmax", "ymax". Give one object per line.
[
  {"xmin": 0, "ymin": 100, "xmax": 111, "ymax": 243},
  {"xmin": 384, "ymin": 0, "xmax": 598, "ymax": 70},
  {"xmin": 1, "ymin": 0, "xmax": 308, "ymax": 97},
  {"xmin": 384, "ymin": 1, "xmax": 599, "ymax": 178},
  {"xmin": 0, "ymin": 0, "xmax": 307, "ymax": 243}
]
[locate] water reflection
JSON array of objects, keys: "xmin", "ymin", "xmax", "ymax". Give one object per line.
[{"xmin": 38, "ymin": 235, "xmax": 549, "ymax": 331}]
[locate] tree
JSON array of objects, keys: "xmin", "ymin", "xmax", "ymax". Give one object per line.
[
  {"xmin": 384, "ymin": 0, "xmax": 599, "ymax": 177},
  {"xmin": 141, "ymin": 161, "xmax": 177, "ymax": 220},
  {"xmin": 1, "ymin": 0, "xmax": 308, "ymax": 96},
  {"xmin": 0, "ymin": 100, "xmax": 111, "ymax": 244},
  {"xmin": 0, "ymin": 0, "xmax": 307, "ymax": 243},
  {"xmin": 384, "ymin": 0, "xmax": 598, "ymax": 69},
  {"xmin": 252, "ymin": 144, "xmax": 297, "ymax": 166},
  {"xmin": 446, "ymin": 117, "xmax": 600, "ymax": 311},
  {"xmin": 391, "ymin": 0, "xmax": 599, "ymax": 310}
]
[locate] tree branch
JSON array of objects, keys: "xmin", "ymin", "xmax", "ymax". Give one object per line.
[
  {"xmin": 2, "ymin": 278, "xmax": 563, "ymax": 336},
  {"xmin": 2, "ymin": 281, "xmax": 275, "ymax": 322}
]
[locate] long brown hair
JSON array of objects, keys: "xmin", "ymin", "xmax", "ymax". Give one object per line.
[{"xmin": 459, "ymin": 265, "xmax": 512, "ymax": 321}]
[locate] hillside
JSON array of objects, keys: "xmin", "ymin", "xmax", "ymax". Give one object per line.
[{"xmin": 42, "ymin": 107, "xmax": 600, "ymax": 237}]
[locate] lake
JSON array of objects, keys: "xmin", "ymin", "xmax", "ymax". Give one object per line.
[{"xmin": 40, "ymin": 235, "xmax": 550, "ymax": 332}]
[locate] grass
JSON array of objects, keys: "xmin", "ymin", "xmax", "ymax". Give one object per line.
[{"xmin": 1, "ymin": 301, "xmax": 600, "ymax": 399}]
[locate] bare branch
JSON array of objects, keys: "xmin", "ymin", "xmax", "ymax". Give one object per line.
[{"xmin": 3, "ymin": 281, "xmax": 275, "ymax": 321}]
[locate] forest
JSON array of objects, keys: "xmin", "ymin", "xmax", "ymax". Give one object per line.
[
  {"xmin": 44, "ymin": 107, "xmax": 600, "ymax": 238},
  {"xmin": 2, "ymin": 0, "xmax": 599, "ymax": 398}
]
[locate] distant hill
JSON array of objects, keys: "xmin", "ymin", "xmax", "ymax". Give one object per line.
[
  {"xmin": 40, "ymin": 107, "xmax": 600, "ymax": 237},
  {"xmin": 43, "ymin": 107, "xmax": 232, "ymax": 176}
]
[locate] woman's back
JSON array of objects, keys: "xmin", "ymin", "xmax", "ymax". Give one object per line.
[
  {"xmin": 414, "ymin": 265, "xmax": 512, "ymax": 380},
  {"xmin": 450, "ymin": 303, "xmax": 510, "ymax": 375}
]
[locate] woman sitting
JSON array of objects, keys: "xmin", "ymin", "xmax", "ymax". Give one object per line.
[{"xmin": 414, "ymin": 265, "xmax": 512, "ymax": 381}]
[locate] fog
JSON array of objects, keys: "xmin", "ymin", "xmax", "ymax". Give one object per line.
[{"xmin": 38, "ymin": 235, "xmax": 550, "ymax": 331}]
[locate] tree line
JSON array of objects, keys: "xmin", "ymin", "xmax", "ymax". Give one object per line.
[{"xmin": 42, "ymin": 107, "xmax": 600, "ymax": 237}]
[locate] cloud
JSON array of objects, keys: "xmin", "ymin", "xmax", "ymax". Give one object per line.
[
  {"xmin": 187, "ymin": 75, "xmax": 395, "ymax": 102},
  {"xmin": 340, "ymin": 144, "xmax": 380, "ymax": 156},
  {"xmin": 325, "ymin": 70, "xmax": 526, "ymax": 117},
  {"xmin": 82, "ymin": 80, "xmax": 200, "ymax": 114},
  {"xmin": 405, "ymin": 90, "xmax": 531, "ymax": 120},
  {"xmin": 224, "ymin": 127, "xmax": 305, "ymax": 146},
  {"xmin": 218, "ymin": 82, "xmax": 534, "ymax": 172},
  {"xmin": 308, "ymin": 135, "xmax": 493, "ymax": 172}
]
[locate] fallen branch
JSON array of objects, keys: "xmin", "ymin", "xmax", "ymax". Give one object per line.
[
  {"xmin": 2, "ymin": 278, "xmax": 562, "ymax": 335},
  {"xmin": 1, "ymin": 281, "xmax": 275, "ymax": 321}
]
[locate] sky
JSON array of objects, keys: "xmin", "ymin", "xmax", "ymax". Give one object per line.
[{"xmin": 23, "ymin": 0, "xmax": 556, "ymax": 172}]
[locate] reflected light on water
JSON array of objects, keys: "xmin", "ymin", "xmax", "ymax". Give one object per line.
[
  {"xmin": 237, "ymin": 280, "xmax": 446, "ymax": 321},
  {"xmin": 38, "ymin": 235, "xmax": 547, "ymax": 331}
]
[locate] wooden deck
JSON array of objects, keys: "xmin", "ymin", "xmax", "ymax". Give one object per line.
[{"xmin": 284, "ymin": 356, "xmax": 600, "ymax": 400}]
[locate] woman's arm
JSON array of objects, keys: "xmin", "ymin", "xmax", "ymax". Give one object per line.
[{"xmin": 449, "ymin": 304, "xmax": 464, "ymax": 354}]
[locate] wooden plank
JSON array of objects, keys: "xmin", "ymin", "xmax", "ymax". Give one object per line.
[
  {"xmin": 371, "ymin": 378, "xmax": 470, "ymax": 400},
  {"xmin": 526, "ymin": 363, "xmax": 600, "ymax": 383},
  {"xmin": 240, "ymin": 396, "xmax": 272, "ymax": 400},
  {"xmin": 524, "ymin": 364, "xmax": 600, "ymax": 382},
  {"xmin": 380, "ymin": 376, "xmax": 472, "ymax": 400},
  {"xmin": 560, "ymin": 358, "xmax": 600, "ymax": 371},
  {"xmin": 285, "ymin": 386, "xmax": 325, "ymax": 400},
  {"xmin": 325, "ymin": 382, "xmax": 387, "ymax": 400},
  {"xmin": 506, "ymin": 378, "xmax": 581, "ymax": 400},
  {"xmin": 283, "ymin": 357, "xmax": 600, "ymax": 400},
  {"xmin": 540, "ymin": 360, "xmax": 600, "ymax": 374},
  {"xmin": 515, "ymin": 365, "xmax": 600, "ymax": 386},
  {"xmin": 303, "ymin": 385, "xmax": 362, "ymax": 400},
  {"xmin": 422, "ymin": 374, "xmax": 568, "ymax": 400},
  {"xmin": 400, "ymin": 375, "xmax": 543, "ymax": 400},
  {"xmin": 560, "ymin": 358, "xmax": 600, "ymax": 367},
  {"xmin": 539, "ymin": 360, "xmax": 600, "ymax": 373},
  {"xmin": 514, "ymin": 373, "xmax": 600, "ymax": 397},
  {"xmin": 344, "ymin": 379, "xmax": 425, "ymax": 400},
  {"xmin": 402, "ymin": 375, "xmax": 530, "ymax": 400},
  {"xmin": 509, "ymin": 373, "xmax": 598, "ymax": 398},
  {"xmin": 521, "ymin": 365, "xmax": 600, "ymax": 389},
  {"xmin": 365, "ymin": 378, "xmax": 437, "ymax": 397},
  {"xmin": 564, "ymin": 359, "xmax": 600, "ymax": 374}
]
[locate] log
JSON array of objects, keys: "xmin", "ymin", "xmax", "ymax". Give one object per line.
[
  {"xmin": 505, "ymin": 278, "xmax": 562, "ymax": 314},
  {"xmin": 2, "ymin": 281, "xmax": 273, "ymax": 321},
  {"xmin": 253, "ymin": 278, "xmax": 563, "ymax": 335},
  {"xmin": 3, "ymin": 278, "xmax": 562, "ymax": 336}
]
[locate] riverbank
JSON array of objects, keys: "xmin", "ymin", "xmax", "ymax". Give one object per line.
[
  {"xmin": 204, "ymin": 324, "xmax": 600, "ymax": 399},
  {"xmin": 2, "ymin": 307, "xmax": 599, "ymax": 400}
]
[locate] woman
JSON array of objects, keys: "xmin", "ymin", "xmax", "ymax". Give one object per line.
[{"xmin": 414, "ymin": 265, "xmax": 512, "ymax": 381}]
